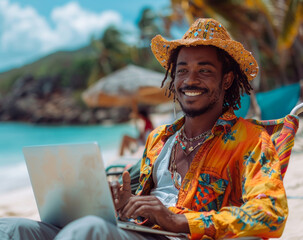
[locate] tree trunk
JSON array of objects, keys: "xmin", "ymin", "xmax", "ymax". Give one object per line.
[{"xmin": 246, "ymin": 90, "xmax": 261, "ymax": 120}]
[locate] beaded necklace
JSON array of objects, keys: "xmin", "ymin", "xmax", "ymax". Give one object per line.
[
  {"xmin": 181, "ymin": 127, "xmax": 211, "ymax": 142},
  {"xmin": 175, "ymin": 127, "xmax": 212, "ymax": 156}
]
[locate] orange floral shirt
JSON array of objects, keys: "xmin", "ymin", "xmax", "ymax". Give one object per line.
[{"xmin": 135, "ymin": 109, "xmax": 288, "ymax": 239}]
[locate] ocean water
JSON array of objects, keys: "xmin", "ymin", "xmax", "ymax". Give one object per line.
[{"xmin": 0, "ymin": 122, "xmax": 138, "ymax": 193}]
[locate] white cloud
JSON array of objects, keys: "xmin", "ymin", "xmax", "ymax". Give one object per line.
[
  {"xmin": 0, "ymin": 0, "xmax": 134, "ymax": 71},
  {"xmin": 0, "ymin": 0, "xmax": 53, "ymax": 52},
  {"xmin": 49, "ymin": 2, "xmax": 122, "ymax": 51}
]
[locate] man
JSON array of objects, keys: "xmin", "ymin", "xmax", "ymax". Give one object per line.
[{"xmin": 0, "ymin": 18, "xmax": 288, "ymax": 239}]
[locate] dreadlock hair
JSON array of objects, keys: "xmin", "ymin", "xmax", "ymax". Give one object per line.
[{"xmin": 161, "ymin": 45, "xmax": 253, "ymax": 110}]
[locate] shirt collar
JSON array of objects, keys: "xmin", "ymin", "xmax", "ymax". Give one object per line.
[
  {"xmin": 165, "ymin": 108, "xmax": 238, "ymax": 136},
  {"xmin": 212, "ymin": 108, "xmax": 238, "ymax": 135}
]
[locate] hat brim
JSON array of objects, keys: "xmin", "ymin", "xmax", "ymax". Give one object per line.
[{"xmin": 151, "ymin": 35, "xmax": 258, "ymax": 81}]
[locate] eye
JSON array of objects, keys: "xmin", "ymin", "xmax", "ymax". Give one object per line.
[
  {"xmin": 176, "ymin": 68, "xmax": 187, "ymax": 74},
  {"xmin": 199, "ymin": 68, "xmax": 211, "ymax": 73}
]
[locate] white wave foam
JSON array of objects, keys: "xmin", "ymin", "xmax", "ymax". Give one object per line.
[{"xmin": 0, "ymin": 162, "xmax": 31, "ymax": 194}]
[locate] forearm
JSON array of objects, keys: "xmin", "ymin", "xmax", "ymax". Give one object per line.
[
  {"xmin": 139, "ymin": 212, "xmax": 190, "ymax": 233},
  {"xmin": 169, "ymin": 195, "xmax": 287, "ymax": 239},
  {"xmin": 168, "ymin": 214, "xmax": 190, "ymax": 233}
]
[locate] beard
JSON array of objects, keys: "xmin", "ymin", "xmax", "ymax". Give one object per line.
[
  {"xmin": 177, "ymin": 89, "xmax": 223, "ymax": 118},
  {"xmin": 179, "ymin": 100, "xmax": 218, "ymax": 118}
]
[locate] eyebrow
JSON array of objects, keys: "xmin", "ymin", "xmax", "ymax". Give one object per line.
[{"xmin": 177, "ymin": 61, "xmax": 216, "ymax": 68}]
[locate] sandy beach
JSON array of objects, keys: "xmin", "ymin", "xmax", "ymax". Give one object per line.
[{"xmin": 0, "ymin": 119, "xmax": 302, "ymax": 239}]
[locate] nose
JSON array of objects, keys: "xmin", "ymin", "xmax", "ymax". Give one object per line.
[{"xmin": 184, "ymin": 71, "xmax": 200, "ymax": 85}]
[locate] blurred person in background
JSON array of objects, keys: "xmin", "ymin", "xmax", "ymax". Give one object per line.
[{"xmin": 119, "ymin": 107, "xmax": 154, "ymax": 156}]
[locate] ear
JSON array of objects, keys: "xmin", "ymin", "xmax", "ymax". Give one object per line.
[{"xmin": 223, "ymin": 71, "xmax": 234, "ymax": 90}]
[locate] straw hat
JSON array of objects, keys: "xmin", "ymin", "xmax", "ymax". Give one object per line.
[{"xmin": 151, "ymin": 18, "xmax": 258, "ymax": 81}]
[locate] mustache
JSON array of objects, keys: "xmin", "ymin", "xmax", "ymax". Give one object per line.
[{"xmin": 179, "ymin": 85, "xmax": 208, "ymax": 92}]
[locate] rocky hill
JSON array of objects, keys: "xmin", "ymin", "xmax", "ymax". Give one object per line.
[
  {"xmin": 0, "ymin": 46, "xmax": 136, "ymax": 124},
  {"xmin": 0, "ymin": 74, "xmax": 132, "ymax": 124}
]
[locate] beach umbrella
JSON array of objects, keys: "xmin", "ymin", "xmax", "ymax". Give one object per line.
[{"xmin": 82, "ymin": 64, "xmax": 172, "ymax": 111}]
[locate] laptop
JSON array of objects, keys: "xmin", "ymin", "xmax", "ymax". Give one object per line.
[{"xmin": 23, "ymin": 142, "xmax": 186, "ymax": 237}]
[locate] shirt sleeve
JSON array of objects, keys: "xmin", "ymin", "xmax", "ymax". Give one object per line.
[{"xmin": 168, "ymin": 130, "xmax": 288, "ymax": 239}]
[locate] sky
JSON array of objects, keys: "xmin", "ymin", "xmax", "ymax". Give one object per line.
[{"xmin": 0, "ymin": 0, "xmax": 171, "ymax": 73}]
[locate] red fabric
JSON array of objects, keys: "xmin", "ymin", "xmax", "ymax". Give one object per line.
[{"xmin": 143, "ymin": 116, "xmax": 153, "ymax": 132}]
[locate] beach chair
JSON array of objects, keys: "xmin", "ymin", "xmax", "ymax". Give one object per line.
[
  {"xmin": 106, "ymin": 157, "xmax": 141, "ymax": 193},
  {"xmin": 245, "ymin": 102, "xmax": 302, "ymax": 179}
]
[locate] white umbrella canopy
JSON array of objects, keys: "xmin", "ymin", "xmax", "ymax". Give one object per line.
[{"xmin": 82, "ymin": 64, "xmax": 172, "ymax": 108}]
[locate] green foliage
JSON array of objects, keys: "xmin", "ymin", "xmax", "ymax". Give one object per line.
[
  {"xmin": 72, "ymin": 89, "xmax": 87, "ymax": 109},
  {"xmin": 138, "ymin": 8, "xmax": 162, "ymax": 47},
  {"xmin": 0, "ymin": 72, "xmax": 22, "ymax": 94},
  {"xmin": 60, "ymin": 57, "xmax": 96, "ymax": 89},
  {"xmin": 86, "ymin": 62, "xmax": 102, "ymax": 87}
]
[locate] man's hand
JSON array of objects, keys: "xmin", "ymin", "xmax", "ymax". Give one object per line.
[
  {"xmin": 119, "ymin": 195, "xmax": 190, "ymax": 233},
  {"xmin": 109, "ymin": 171, "xmax": 132, "ymax": 210}
]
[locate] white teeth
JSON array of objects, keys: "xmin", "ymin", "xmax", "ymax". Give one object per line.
[{"xmin": 184, "ymin": 92, "xmax": 202, "ymax": 96}]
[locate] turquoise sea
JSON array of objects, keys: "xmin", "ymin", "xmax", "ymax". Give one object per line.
[{"xmin": 0, "ymin": 122, "xmax": 138, "ymax": 193}]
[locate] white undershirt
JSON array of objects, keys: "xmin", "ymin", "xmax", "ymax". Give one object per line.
[{"xmin": 150, "ymin": 132, "xmax": 179, "ymax": 208}]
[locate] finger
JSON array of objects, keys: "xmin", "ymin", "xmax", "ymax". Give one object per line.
[
  {"xmin": 121, "ymin": 197, "xmax": 160, "ymax": 219},
  {"xmin": 124, "ymin": 204, "xmax": 158, "ymax": 224},
  {"xmin": 120, "ymin": 195, "xmax": 157, "ymax": 216},
  {"xmin": 122, "ymin": 171, "xmax": 131, "ymax": 192}
]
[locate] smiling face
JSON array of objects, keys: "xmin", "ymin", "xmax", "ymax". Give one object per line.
[{"xmin": 174, "ymin": 46, "xmax": 233, "ymax": 118}]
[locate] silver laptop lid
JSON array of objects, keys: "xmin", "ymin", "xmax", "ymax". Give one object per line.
[{"xmin": 23, "ymin": 142, "xmax": 117, "ymax": 228}]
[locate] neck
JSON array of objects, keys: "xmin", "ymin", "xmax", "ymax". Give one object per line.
[{"xmin": 183, "ymin": 108, "xmax": 223, "ymax": 138}]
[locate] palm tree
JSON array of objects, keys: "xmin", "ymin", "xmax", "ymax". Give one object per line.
[
  {"xmin": 136, "ymin": 7, "xmax": 169, "ymax": 71},
  {"xmin": 88, "ymin": 26, "xmax": 131, "ymax": 86},
  {"xmin": 138, "ymin": 8, "xmax": 162, "ymax": 47}
]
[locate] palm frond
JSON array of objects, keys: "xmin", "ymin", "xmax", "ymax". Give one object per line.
[
  {"xmin": 245, "ymin": 0, "xmax": 276, "ymax": 25},
  {"xmin": 278, "ymin": 0, "xmax": 303, "ymax": 50}
]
